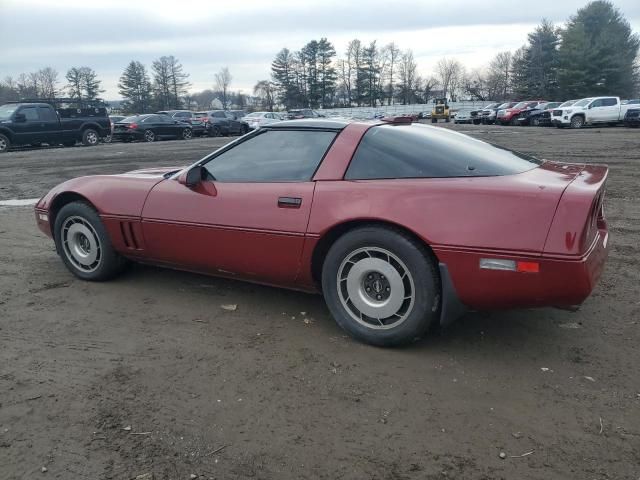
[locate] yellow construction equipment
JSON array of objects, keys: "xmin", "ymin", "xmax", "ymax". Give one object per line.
[{"xmin": 431, "ymin": 98, "xmax": 450, "ymax": 123}]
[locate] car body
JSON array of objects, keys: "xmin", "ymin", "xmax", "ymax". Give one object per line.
[
  {"xmin": 287, "ymin": 109, "xmax": 323, "ymax": 119},
  {"xmin": 35, "ymin": 118, "xmax": 609, "ymax": 347},
  {"xmin": 552, "ymin": 96, "xmax": 634, "ymax": 128},
  {"xmin": 517, "ymin": 102, "xmax": 562, "ymax": 126},
  {"xmin": 621, "ymin": 99, "xmax": 640, "ymax": 106},
  {"xmin": 623, "ymin": 108, "xmax": 640, "ymax": 127},
  {"xmin": 480, "ymin": 102, "xmax": 509, "ymax": 124},
  {"xmin": 156, "ymin": 110, "xmax": 208, "ymax": 137},
  {"xmin": 0, "ymin": 100, "xmax": 110, "ymax": 152},
  {"xmin": 242, "ymin": 111, "xmax": 283, "ymax": 130},
  {"xmin": 194, "ymin": 110, "xmax": 249, "ymax": 137},
  {"xmin": 496, "ymin": 101, "xmax": 546, "ymax": 125},
  {"xmin": 103, "ymin": 115, "xmax": 126, "ymax": 143},
  {"xmin": 453, "ymin": 110, "xmax": 473, "ymax": 124},
  {"xmin": 112, "ymin": 114, "xmax": 193, "ymax": 142}
]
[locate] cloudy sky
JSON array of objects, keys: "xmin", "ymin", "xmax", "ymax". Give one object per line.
[{"xmin": 1, "ymin": 0, "xmax": 639, "ymax": 99}]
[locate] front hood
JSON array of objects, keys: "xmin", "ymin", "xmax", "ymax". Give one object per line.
[{"xmin": 121, "ymin": 166, "xmax": 187, "ymax": 177}]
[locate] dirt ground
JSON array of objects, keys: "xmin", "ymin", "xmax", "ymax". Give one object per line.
[{"xmin": 0, "ymin": 126, "xmax": 638, "ymax": 480}]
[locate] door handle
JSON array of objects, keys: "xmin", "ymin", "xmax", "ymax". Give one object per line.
[{"xmin": 278, "ymin": 197, "xmax": 302, "ymax": 208}]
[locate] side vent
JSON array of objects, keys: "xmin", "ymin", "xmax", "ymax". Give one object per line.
[{"xmin": 119, "ymin": 221, "xmax": 140, "ymax": 250}]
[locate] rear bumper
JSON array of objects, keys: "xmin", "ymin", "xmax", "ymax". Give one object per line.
[
  {"xmin": 434, "ymin": 229, "xmax": 609, "ymax": 311},
  {"xmin": 113, "ymin": 131, "xmax": 144, "ymax": 141}
]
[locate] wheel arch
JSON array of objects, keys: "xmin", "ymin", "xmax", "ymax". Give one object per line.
[
  {"xmin": 49, "ymin": 191, "xmax": 95, "ymax": 235},
  {"xmin": 0, "ymin": 128, "xmax": 14, "ymax": 140},
  {"xmin": 310, "ymin": 218, "xmax": 438, "ymax": 286}
]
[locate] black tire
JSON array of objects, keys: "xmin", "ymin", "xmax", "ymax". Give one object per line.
[
  {"xmin": 0, "ymin": 134, "xmax": 9, "ymax": 153},
  {"xmin": 182, "ymin": 128, "xmax": 193, "ymax": 140},
  {"xmin": 570, "ymin": 115, "xmax": 584, "ymax": 129},
  {"xmin": 509, "ymin": 117, "xmax": 519, "ymax": 126},
  {"xmin": 54, "ymin": 201, "xmax": 129, "ymax": 281},
  {"xmin": 103, "ymin": 134, "xmax": 112, "ymax": 144},
  {"xmin": 144, "ymin": 130, "xmax": 156, "ymax": 142},
  {"xmin": 431, "ymin": 118, "xmax": 437, "ymax": 123},
  {"xmin": 209, "ymin": 126, "xmax": 221, "ymax": 137},
  {"xmin": 82, "ymin": 129, "xmax": 99, "ymax": 146},
  {"xmin": 321, "ymin": 226, "xmax": 440, "ymax": 347},
  {"xmin": 240, "ymin": 125, "xmax": 249, "ymax": 135},
  {"xmin": 531, "ymin": 117, "xmax": 540, "ymax": 127}
]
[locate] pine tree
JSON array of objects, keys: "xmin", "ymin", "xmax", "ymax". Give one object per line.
[
  {"xmin": 118, "ymin": 61, "xmax": 152, "ymax": 114},
  {"xmin": 527, "ymin": 19, "xmax": 560, "ymax": 99},
  {"xmin": 271, "ymin": 48, "xmax": 300, "ymax": 109},
  {"xmin": 66, "ymin": 66, "xmax": 103, "ymax": 101},
  {"xmin": 317, "ymin": 38, "xmax": 337, "ymax": 108},
  {"xmin": 558, "ymin": 1, "xmax": 639, "ymax": 98},
  {"xmin": 152, "ymin": 57, "xmax": 174, "ymax": 109}
]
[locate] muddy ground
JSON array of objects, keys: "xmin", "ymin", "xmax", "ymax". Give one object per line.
[{"xmin": 0, "ymin": 126, "xmax": 638, "ymax": 479}]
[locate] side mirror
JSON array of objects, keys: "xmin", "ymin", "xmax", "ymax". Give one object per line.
[
  {"xmin": 14, "ymin": 113, "xmax": 26, "ymax": 122},
  {"xmin": 178, "ymin": 165, "xmax": 205, "ymax": 187}
]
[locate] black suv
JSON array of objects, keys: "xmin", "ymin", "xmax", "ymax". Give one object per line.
[
  {"xmin": 0, "ymin": 98, "xmax": 110, "ymax": 153},
  {"xmin": 194, "ymin": 110, "xmax": 249, "ymax": 137},
  {"xmin": 156, "ymin": 110, "xmax": 208, "ymax": 137}
]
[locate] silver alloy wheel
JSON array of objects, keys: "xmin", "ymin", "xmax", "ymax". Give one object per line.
[
  {"xmin": 144, "ymin": 130, "xmax": 155, "ymax": 142},
  {"xmin": 86, "ymin": 130, "xmax": 98, "ymax": 145},
  {"xmin": 571, "ymin": 116, "xmax": 584, "ymax": 128},
  {"xmin": 0, "ymin": 137, "xmax": 7, "ymax": 152},
  {"xmin": 103, "ymin": 134, "xmax": 112, "ymax": 143},
  {"xmin": 61, "ymin": 216, "xmax": 102, "ymax": 273},
  {"xmin": 337, "ymin": 247, "xmax": 415, "ymax": 330},
  {"xmin": 182, "ymin": 128, "xmax": 192, "ymax": 139}
]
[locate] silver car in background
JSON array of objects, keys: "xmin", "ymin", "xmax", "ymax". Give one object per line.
[{"xmin": 242, "ymin": 111, "xmax": 283, "ymax": 130}]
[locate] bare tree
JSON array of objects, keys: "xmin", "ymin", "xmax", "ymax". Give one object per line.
[
  {"xmin": 397, "ymin": 50, "xmax": 417, "ymax": 104},
  {"xmin": 38, "ymin": 67, "xmax": 59, "ymax": 98},
  {"xmin": 253, "ymin": 80, "xmax": 276, "ymax": 111},
  {"xmin": 436, "ymin": 57, "xmax": 464, "ymax": 100},
  {"xmin": 214, "ymin": 67, "xmax": 232, "ymax": 109},
  {"xmin": 382, "ymin": 42, "xmax": 401, "ymax": 105},
  {"xmin": 486, "ymin": 51, "xmax": 512, "ymax": 100}
]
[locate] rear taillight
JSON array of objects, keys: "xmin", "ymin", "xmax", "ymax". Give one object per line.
[{"xmin": 128, "ymin": 123, "xmax": 138, "ymax": 129}]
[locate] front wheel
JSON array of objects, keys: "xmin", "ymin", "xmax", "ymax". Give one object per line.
[
  {"xmin": 321, "ymin": 226, "xmax": 440, "ymax": 347},
  {"xmin": 54, "ymin": 202, "xmax": 129, "ymax": 281},
  {"xmin": 570, "ymin": 115, "xmax": 584, "ymax": 129},
  {"xmin": 531, "ymin": 117, "xmax": 540, "ymax": 127},
  {"xmin": 82, "ymin": 129, "xmax": 99, "ymax": 146},
  {"xmin": 0, "ymin": 134, "xmax": 11, "ymax": 153},
  {"xmin": 209, "ymin": 125, "xmax": 221, "ymax": 137},
  {"xmin": 103, "ymin": 134, "xmax": 112, "ymax": 144}
]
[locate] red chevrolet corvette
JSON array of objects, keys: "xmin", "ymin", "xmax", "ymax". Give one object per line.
[{"xmin": 35, "ymin": 118, "xmax": 609, "ymax": 346}]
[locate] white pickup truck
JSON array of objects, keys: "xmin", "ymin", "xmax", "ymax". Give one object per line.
[{"xmin": 551, "ymin": 96, "xmax": 633, "ymax": 128}]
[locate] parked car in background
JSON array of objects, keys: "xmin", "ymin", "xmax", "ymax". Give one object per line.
[
  {"xmin": 517, "ymin": 102, "xmax": 562, "ymax": 126},
  {"xmin": 0, "ymin": 99, "xmax": 110, "ymax": 153},
  {"xmin": 623, "ymin": 108, "xmax": 640, "ymax": 127},
  {"xmin": 621, "ymin": 99, "xmax": 640, "ymax": 106},
  {"xmin": 104, "ymin": 115, "xmax": 126, "ymax": 143},
  {"xmin": 243, "ymin": 111, "xmax": 283, "ymax": 130},
  {"xmin": 157, "ymin": 110, "xmax": 208, "ymax": 137},
  {"xmin": 112, "ymin": 114, "xmax": 193, "ymax": 142},
  {"xmin": 287, "ymin": 109, "xmax": 323, "ymax": 119},
  {"xmin": 453, "ymin": 110, "xmax": 473, "ymax": 124},
  {"xmin": 227, "ymin": 110, "xmax": 248, "ymax": 120},
  {"xmin": 497, "ymin": 101, "xmax": 546, "ymax": 125},
  {"xmin": 480, "ymin": 102, "xmax": 510, "ymax": 124},
  {"xmin": 552, "ymin": 96, "xmax": 633, "ymax": 128},
  {"xmin": 35, "ymin": 118, "xmax": 610, "ymax": 347},
  {"xmin": 194, "ymin": 110, "xmax": 249, "ymax": 137}
]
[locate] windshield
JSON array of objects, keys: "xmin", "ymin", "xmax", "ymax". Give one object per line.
[
  {"xmin": 574, "ymin": 99, "xmax": 591, "ymax": 107},
  {"xmin": 513, "ymin": 102, "xmax": 528, "ymax": 109},
  {"xmin": 0, "ymin": 104, "xmax": 18, "ymax": 120},
  {"xmin": 497, "ymin": 103, "xmax": 510, "ymax": 109},
  {"xmin": 245, "ymin": 112, "xmax": 265, "ymax": 118},
  {"xmin": 558, "ymin": 100, "xmax": 576, "ymax": 108},
  {"xmin": 120, "ymin": 116, "xmax": 141, "ymax": 123}
]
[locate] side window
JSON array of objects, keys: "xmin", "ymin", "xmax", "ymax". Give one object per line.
[
  {"xmin": 224, "ymin": 112, "xmax": 235, "ymax": 119},
  {"xmin": 143, "ymin": 115, "xmax": 160, "ymax": 123},
  {"xmin": 204, "ymin": 130, "xmax": 336, "ymax": 182},
  {"xmin": 265, "ymin": 113, "xmax": 273, "ymax": 119},
  {"xmin": 602, "ymin": 98, "xmax": 617, "ymax": 107},
  {"xmin": 590, "ymin": 99, "xmax": 602, "ymax": 108},
  {"xmin": 38, "ymin": 107, "xmax": 57, "ymax": 122},
  {"xmin": 20, "ymin": 107, "xmax": 40, "ymax": 121},
  {"xmin": 214, "ymin": 111, "xmax": 226, "ymax": 118}
]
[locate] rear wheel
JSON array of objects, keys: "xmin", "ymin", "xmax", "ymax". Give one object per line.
[
  {"xmin": 531, "ymin": 117, "xmax": 540, "ymax": 127},
  {"xmin": 209, "ymin": 125, "xmax": 221, "ymax": 137},
  {"xmin": 144, "ymin": 130, "xmax": 156, "ymax": 142},
  {"xmin": 321, "ymin": 226, "xmax": 440, "ymax": 347},
  {"xmin": 570, "ymin": 115, "xmax": 584, "ymax": 129},
  {"xmin": 240, "ymin": 124, "xmax": 249, "ymax": 135},
  {"xmin": 82, "ymin": 129, "xmax": 99, "ymax": 146},
  {"xmin": 54, "ymin": 202, "xmax": 129, "ymax": 281},
  {"xmin": 182, "ymin": 128, "xmax": 193, "ymax": 140},
  {"xmin": 509, "ymin": 117, "xmax": 519, "ymax": 126},
  {"xmin": 0, "ymin": 134, "xmax": 9, "ymax": 153},
  {"xmin": 103, "ymin": 134, "xmax": 112, "ymax": 143}
]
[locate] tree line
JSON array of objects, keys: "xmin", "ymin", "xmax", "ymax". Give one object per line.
[
  {"xmin": 258, "ymin": 0, "xmax": 639, "ymax": 109},
  {"xmin": 1, "ymin": 1, "xmax": 637, "ymax": 111}
]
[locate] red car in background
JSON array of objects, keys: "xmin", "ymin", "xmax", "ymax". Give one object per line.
[
  {"xmin": 34, "ymin": 118, "xmax": 609, "ymax": 347},
  {"xmin": 497, "ymin": 100, "xmax": 547, "ymax": 125}
]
